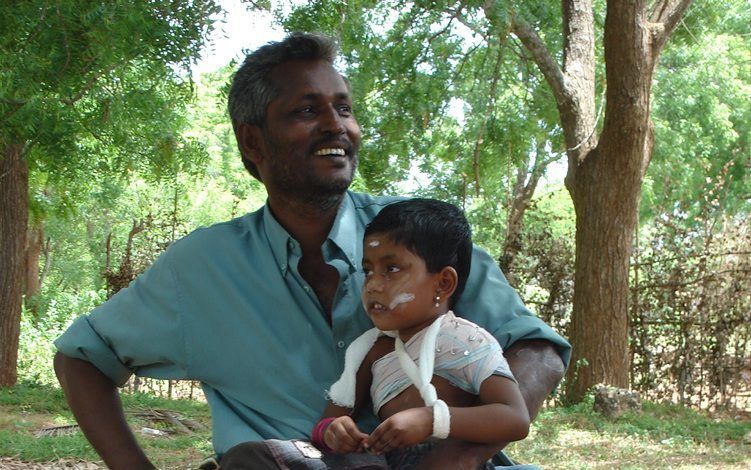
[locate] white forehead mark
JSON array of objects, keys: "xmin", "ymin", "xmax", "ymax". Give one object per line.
[
  {"xmin": 389, "ymin": 293, "xmax": 415, "ymax": 310},
  {"xmin": 368, "ymin": 239, "xmax": 380, "ymax": 247}
]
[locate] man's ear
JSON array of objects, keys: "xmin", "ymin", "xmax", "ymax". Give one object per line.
[
  {"xmin": 436, "ymin": 266, "xmax": 458, "ymax": 302},
  {"xmin": 236, "ymin": 122, "xmax": 264, "ymax": 167}
]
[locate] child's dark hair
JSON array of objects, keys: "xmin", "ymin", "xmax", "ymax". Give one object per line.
[{"xmin": 365, "ymin": 198, "xmax": 472, "ymax": 308}]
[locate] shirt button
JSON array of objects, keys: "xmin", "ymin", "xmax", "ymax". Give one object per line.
[{"xmin": 337, "ymin": 341, "xmax": 346, "ymax": 348}]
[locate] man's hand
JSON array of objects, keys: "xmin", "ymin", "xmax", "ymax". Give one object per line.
[
  {"xmin": 367, "ymin": 407, "xmax": 433, "ymax": 455},
  {"xmin": 324, "ymin": 415, "xmax": 369, "ymax": 453},
  {"xmin": 54, "ymin": 352, "xmax": 155, "ymax": 470}
]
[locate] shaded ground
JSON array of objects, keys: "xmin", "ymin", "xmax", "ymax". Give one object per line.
[{"xmin": 0, "ymin": 382, "xmax": 212, "ymax": 469}]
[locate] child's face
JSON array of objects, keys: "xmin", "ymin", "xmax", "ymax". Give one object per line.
[{"xmin": 361, "ymin": 234, "xmax": 445, "ymax": 341}]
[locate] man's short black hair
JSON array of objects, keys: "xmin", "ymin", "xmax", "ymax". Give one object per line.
[{"xmin": 364, "ymin": 198, "xmax": 472, "ymax": 308}]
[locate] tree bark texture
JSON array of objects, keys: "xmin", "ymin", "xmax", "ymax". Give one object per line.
[
  {"xmin": 25, "ymin": 224, "xmax": 43, "ymax": 297},
  {"xmin": 0, "ymin": 142, "xmax": 28, "ymax": 387}
]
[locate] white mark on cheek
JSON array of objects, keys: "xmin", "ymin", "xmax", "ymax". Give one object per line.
[
  {"xmin": 389, "ymin": 293, "xmax": 415, "ymax": 310},
  {"xmin": 368, "ymin": 240, "xmax": 380, "ymax": 247}
]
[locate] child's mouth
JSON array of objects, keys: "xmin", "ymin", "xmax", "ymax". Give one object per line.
[{"xmin": 369, "ymin": 302, "xmax": 387, "ymax": 312}]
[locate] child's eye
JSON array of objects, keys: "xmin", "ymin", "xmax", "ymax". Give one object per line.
[
  {"xmin": 362, "ymin": 267, "xmax": 373, "ymax": 277},
  {"xmin": 386, "ymin": 265, "xmax": 401, "ymax": 273}
]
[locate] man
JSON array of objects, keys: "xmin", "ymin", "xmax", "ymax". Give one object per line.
[{"xmin": 54, "ymin": 32, "xmax": 570, "ymax": 469}]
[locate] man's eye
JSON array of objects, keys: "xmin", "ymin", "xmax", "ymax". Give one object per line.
[
  {"xmin": 338, "ymin": 104, "xmax": 352, "ymax": 116},
  {"xmin": 297, "ymin": 106, "xmax": 315, "ymax": 114}
]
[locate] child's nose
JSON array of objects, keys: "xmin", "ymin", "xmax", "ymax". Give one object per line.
[{"xmin": 365, "ymin": 277, "xmax": 384, "ymax": 293}]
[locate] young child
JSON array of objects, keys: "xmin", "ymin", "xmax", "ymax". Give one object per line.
[{"xmin": 311, "ymin": 198, "xmax": 530, "ymax": 469}]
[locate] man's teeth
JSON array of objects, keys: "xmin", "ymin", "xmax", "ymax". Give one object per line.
[{"xmin": 314, "ymin": 148, "xmax": 346, "ymax": 156}]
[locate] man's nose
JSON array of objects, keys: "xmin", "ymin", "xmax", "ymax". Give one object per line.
[{"xmin": 319, "ymin": 105, "xmax": 345, "ymax": 135}]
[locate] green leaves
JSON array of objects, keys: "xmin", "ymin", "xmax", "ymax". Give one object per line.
[
  {"xmin": 0, "ymin": 0, "xmax": 222, "ymax": 242},
  {"xmin": 1, "ymin": 0, "xmax": 218, "ymax": 178},
  {"xmin": 647, "ymin": 26, "xmax": 750, "ymax": 221}
]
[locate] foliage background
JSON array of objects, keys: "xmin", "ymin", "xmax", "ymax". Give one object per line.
[{"xmin": 8, "ymin": 0, "xmax": 751, "ymax": 412}]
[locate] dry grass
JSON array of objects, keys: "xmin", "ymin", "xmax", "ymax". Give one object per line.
[{"xmin": 0, "ymin": 457, "xmax": 102, "ymax": 469}]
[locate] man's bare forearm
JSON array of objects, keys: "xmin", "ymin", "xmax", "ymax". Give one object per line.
[
  {"xmin": 54, "ymin": 352, "xmax": 155, "ymax": 470},
  {"xmin": 504, "ymin": 339, "xmax": 566, "ymax": 420}
]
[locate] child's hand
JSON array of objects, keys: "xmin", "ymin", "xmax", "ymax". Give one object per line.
[
  {"xmin": 366, "ymin": 407, "xmax": 433, "ymax": 454},
  {"xmin": 324, "ymin": 415, "xmax": 369, "ymax": 454}
]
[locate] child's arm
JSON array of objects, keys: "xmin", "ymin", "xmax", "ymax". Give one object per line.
[
  {"xmin": 446, "ymin": 375, "xmax": 530, "ymax": 443},
  {"xmin": 315, "ymin": 340, "xmax": 383, "ymax": 453},
  {"xmin": 367, "ymin": 375, "xmax": 529, "ymax": 453},
  {"xmin": 317, "ymin": 402, "xmax": 369, "ymax": 454}
]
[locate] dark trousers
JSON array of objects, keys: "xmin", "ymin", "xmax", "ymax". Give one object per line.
[
  {"xmin": 220, "ymin": 439, "xmax": 388, "ymax": 470},
  {"xmin": 217, "ymin": 440, "xmax": 538, "ymax": 470}
]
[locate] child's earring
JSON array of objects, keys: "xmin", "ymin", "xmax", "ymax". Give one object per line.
[{"xmin": 434, "ymin": 295, "xmax": 441, "ymax": 308}]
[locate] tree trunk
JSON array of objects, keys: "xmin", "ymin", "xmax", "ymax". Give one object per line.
[
  {"xmin": 563, "ymin": 0, "xmax": 691, "ymax": 402},
  {"xmin": 565, "ymin": 141, "xmax": 647, "ymax": 400},
  {"xmin": 0, "ymin": 142, "xmax": 28, "ymax": 387},
  {"xmin": 492, "ymin": 0, "xmax": 691, "ymax": 402},
  {"xmin": 25, "ymin": 222, "xmax": 44, "ymax": 318}
]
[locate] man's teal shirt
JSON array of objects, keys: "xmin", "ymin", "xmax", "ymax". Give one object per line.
[{"xmin": 55, "ymin": 191, "xmax": 571, "ymax": 456}]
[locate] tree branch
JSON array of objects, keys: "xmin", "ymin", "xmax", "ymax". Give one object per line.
[
  {"xmin": 470, "ymin": 48, "xmax": 504, "ymax": 196},
  {"xmin": 0, "ymin": 99, "xmax": 27, "ymax": 126},
  {"xmin": 39, "ymin": 237, "xmax": 53, "ymax": 289},
  {"xmin": 60, "ymin": 63, "xmax": 117, "ymax": 106},
  {"xmin": 454, "ymin": 11, "xmax": 489, "ymax": 42},
  {"xmin": 650, "ymin": 0, "xmax": 694, "ymax": 51},
  {"xmin": 415, "ymin": 2, "xmax": 468, "ymax": 66},
  {"xmin": 55, "ymin": 2, "xmax": 72, "ymax": 77},
  {"xmin": 510, "ymin": 18, "xmax": 566, "ymax": 105},
  {"xmin": 649, "ymin": 0, "xmax": 671, "ymax": 23}
]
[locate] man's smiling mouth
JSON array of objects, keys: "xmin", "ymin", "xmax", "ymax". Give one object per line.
[{"xmin": 313, "ymin": 147, "xmax": 346, "ymax": 156}]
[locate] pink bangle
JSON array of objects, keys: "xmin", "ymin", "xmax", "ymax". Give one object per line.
[{"xmin": 311, "ymin": 417, "xmax": 336, "ymax": 452}]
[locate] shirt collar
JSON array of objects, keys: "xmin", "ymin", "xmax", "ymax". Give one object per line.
[
  {"xmin": 262, "ymin": 202, "xmax": 294, "ymax": 276},
  {"xmin": 327, "ymin": 192, "xmax": 359, "ymax": 270},
  {"xmin": 261, "ymin": 192, "xmax": 360, "ymax": 276}
]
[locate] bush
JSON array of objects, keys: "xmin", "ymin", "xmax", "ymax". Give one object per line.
[{"xmin": 18, "ymin": 289, "xmax": 107, "ymax": 385}]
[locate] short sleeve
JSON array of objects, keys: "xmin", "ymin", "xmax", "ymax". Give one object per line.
[
  {"xmin": 456, "ymin": 326, "xmax": 515, "ymax": 390},
  {"xmin": 456, "ymin": 247, "xmax": 572, "ymax": 368},
  {"xmin": 54, "ymin": 249, "xmax": 188, "ymax": 386}
]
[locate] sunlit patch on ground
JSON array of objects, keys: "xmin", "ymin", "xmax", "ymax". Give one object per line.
[{"xmin": 507, "ymin": 412, "xmax": 751, "ymax": 469}]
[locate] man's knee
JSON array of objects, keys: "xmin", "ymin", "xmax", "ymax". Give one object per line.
[{"xmin": 220, "ymin": 441, "xmax": 278, "ymax": 470}]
